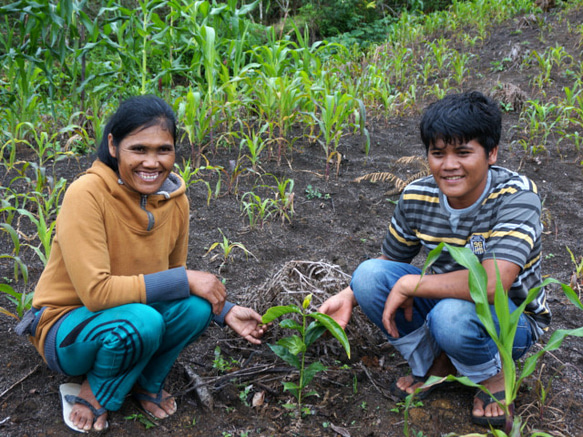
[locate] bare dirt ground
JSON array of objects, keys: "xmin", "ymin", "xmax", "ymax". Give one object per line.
[{"xmin": 1, "ymin": 6, "xmax": 583, "ymax": 437}]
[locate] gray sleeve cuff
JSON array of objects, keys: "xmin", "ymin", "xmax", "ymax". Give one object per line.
[
  {"xmin": 144, "ymin": 267, "xmax": 190, "ymax": 303},
  {"xmin": 213, "ymin": 301, "xmax": 235, "ymax": 326}
]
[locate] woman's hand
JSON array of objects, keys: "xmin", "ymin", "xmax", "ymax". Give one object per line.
[
  {"xmin": 224, "ymin": 306, "xmax": 268, "ymax": 345},
  {"xmin": 318, "ymin": 287, "xmax": 356, "ymax": 329},
  {"xmin": 186, "ymin": 270, "xmax": 226, "ymax": 315}
]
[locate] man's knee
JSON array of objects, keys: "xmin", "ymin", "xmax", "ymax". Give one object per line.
[
  {"xmin": 351, "ymin": 259, "xmax": 388, "ymax": 300},
  {"xmin": 428, "ymin": 299, "xmax": 480, "ymax": 351}
]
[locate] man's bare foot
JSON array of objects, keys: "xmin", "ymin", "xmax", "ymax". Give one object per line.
[
  {"xmin": 396, "ymin": 352, "xmax": 456, "ymax": 395},
  {"xmin": 69, "ymin": 379, "xmax": 108, "ymax": 432},
  {"xmin": 473, "ymin": 371, "xmax": 506, "ymax": 420},
  {"xmin": 134, "ymin": 387, "xmax": 177, "ymax": 419}
]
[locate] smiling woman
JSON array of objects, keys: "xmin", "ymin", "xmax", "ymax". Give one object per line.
[
  {"xmin": 15, "ymin": 95, "xmax": 268, "ymax": 432},
  {"xmin": 108, "ymin": 124, "xmax": 176, "ymax": 195}
]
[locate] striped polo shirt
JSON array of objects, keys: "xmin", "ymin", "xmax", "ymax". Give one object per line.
[{"xmin": 382, "ymin": 166, "xmax": 550, "ymax": 338}]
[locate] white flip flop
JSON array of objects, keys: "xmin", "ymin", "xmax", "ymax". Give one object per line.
[{"xmin": 59, "ymin": 383, "xmax": 108, "ymax": 433}]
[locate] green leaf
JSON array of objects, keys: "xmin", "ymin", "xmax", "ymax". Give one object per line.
[
  {"xmin": 267, "ymin": 344, "xmax": 300, "ymax": 369},
  {"xmin": 305, "ymin": 321, "xmax": 327, "ymax": 347},
  {"xmin": 277, "ymin": 335, "xmax": 305, "ymax": 355},
  {"xmin": 279, "ymin": 318, "xmax": 303, "ymax": 331},
  {"xmin": 282, "ymin": 381, "xmax": 299, "ymax": 399},
  {"xmin": 308, "ymin": 312, "xmax": 350, "ymax": 359},
  {"xmin": 303, "ymin": 361, "xmax": 327, "ymax": 387},
  {"xmin": 261, "ymin": 305, "xmax": 301, "ymax": 324},
  {"xmin": 561, "ymin": 283, "xmax": 583, "ymax": 310}
]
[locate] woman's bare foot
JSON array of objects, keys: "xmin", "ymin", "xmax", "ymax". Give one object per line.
[
  {"xmin": 473, "ymin": 371, "xmax": 506, "ymax": 420},
  {"xmin": 134, "ymin": 387, "xmax": 177, "ymax": 419},
  {"xmin": 69, "ymin": 379, "xmax": 108, "ymax": 432},
  {"xmin": 396, "ymin": 352, "xmax": 456, "ymax": 395}
]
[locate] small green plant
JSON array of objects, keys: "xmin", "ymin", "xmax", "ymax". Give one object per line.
[
  {"xmin": 203, "ymin": 229, "xmax": 256, "ymax": 265},
  {"xmin": 124, "ymin": 413, "xmax": 156, "ymax": 429},
  {"xmin": 566, "ymin": 246, "xmax": 583, "ymax": 288},
  {"xmin": 213, "ymin": 346, "xmax": 240, "ymax": 372},
  {"xmin": 238, "ymin": 384, "xmax": 252, "ymax": 407},
  {"xmin": 304, "ymin": 185, "xmax": 330, "ymax": 200},
  {"xmin": 261, "ymin": 294, "xmax": 350, "ymax": 411},
  {"xmin": 240, "ymin": 191, "xmax": 276, "ymax": 229}
]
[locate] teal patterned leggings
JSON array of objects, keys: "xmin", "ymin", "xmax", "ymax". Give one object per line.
[{"xmin": 55, "ymin": 297, "xmax": 212, "ymax": 411}]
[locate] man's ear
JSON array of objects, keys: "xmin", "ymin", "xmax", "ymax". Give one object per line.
[
  {"xmin": 488, "ymin": 146, "xmax": 499, "ymax": 165},
  {"xmin": 108, "ymin": 134, "xmax": 117, "ymax": 158}
]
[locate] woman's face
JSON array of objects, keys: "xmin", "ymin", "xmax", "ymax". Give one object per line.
[{"xmin": 109, "ymin": 123, "xmax": 175, "ymax": 195}]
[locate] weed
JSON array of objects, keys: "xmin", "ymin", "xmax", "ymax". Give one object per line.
[
  {"xmin": 213, "ymin": 346, "xmax": 240, "ymax": 372},
  {"xmin": 304, "ymin": 185, "xmax": 330, "ymax": 200},
  {"xmin": 124, "ymin": 413, "xmax": 156, "ymax": 429}
]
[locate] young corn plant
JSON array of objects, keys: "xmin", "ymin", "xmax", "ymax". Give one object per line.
[
  {"xmin": 0, "ymin": 223, "xmax": 31, "ymax": 320},
  {"xmin": 566, "ymin": 246, "xmax": 583, "ymax": 291},
  {"xmin": 174, "ymin": 158, "xmax": 213, "ymax": 203},
  {"xmin": 406, "ymin": 243, "xmax": 583, "ymax": 435},
  {"xmin": 240, "ymin": 191, "xmax": 276, "ymax": 229},
  {"xmin": 203, "ymin": 228, "xmax": 256, "ymax": 266},
  {"xmin": 261, "ymin": 294, "xmax": 350, "ymax": 413},
  {"xmin": 309, "ymin": 92, "xmax": 356, "ymax": 178}
]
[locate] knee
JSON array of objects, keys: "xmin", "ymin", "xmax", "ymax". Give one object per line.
[
  {"xmin": 109, "ymin": 304, "xmax": 166, "ymax": 350},
  {"xmin": 351, "ymin": 259, "xmax": 389, "ymax": 301},
  {"xmin": 174, "ymin": 296, "xmax": 213, "ymax": 333},
  {"xmin": 428, "ymin": 299, "xmax": 480, "ymax": 352}
]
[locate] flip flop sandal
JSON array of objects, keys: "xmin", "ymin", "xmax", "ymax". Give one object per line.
[
  {"xmin": 59, "ymin": 383, "xmax": 108, "ymax": 433},
  {"xmin": 390, "ymin": 375, "xmax": 439, "ymax": 400},
  {"xmin": 133, "ymin": 390, "xmax": 176, "ymax": 419},
  {"xmin": 471, "ymin": 390, "xmax": 510, "ymax": 427}
]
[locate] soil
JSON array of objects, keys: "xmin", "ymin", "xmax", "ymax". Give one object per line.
[{"xmin": 1, "ymin": 6, "xmax": 583, "ymax": 437}]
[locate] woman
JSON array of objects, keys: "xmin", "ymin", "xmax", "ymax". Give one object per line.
[{"xmin": 18, "ymin": 95, "xmax": 266, "ymax": 432}]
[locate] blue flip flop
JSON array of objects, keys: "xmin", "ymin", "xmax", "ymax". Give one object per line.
[
  {"xmin": 133, "ymin": 390, "xmax": 176, "ymax": 419},
  {"xmin": 59, "ymin": 383, "xmax": 108, "ymax": 433}
]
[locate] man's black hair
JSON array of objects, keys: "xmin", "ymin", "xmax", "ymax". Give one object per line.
[
  {"xmin": 419, "ymin": 91, "xmax": 501, "ymax": 155},
  {"xmin": 97, "ymin": 95, "xmax": 177, "ymax": 172}
]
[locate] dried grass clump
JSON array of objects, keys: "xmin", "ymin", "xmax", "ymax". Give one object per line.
[{"xmin": 238, "ymin": 260, "xmax": 385, "ymax": 352}]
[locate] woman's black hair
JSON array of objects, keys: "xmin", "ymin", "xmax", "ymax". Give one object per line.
[
  {"xmin": 97, "ymin": 95, "xmax": 177, "ymax": 172},
  {"xmin": 419, "ymin": 91, "xmax": 502, "ymax": 155}
]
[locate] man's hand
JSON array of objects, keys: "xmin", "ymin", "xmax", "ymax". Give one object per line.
[
  {"xmin": 319, "ymin": 287, "xmax": 357, "ymax": 329},
  {"xmin": 224, "ymin": 306, "xmax": 267, "ymax": 345},
  {"xmin": 382, "ymin": 274, "xmax": 419, "ymax": 338},
  {"xmin": 186, "ymin": 270, "xmax": 226, "ymax": 315}
]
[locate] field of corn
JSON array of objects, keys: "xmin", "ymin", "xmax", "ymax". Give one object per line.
[{"xmin": 1, "ymin": 0, "xmax": 583, "ymax": 436}]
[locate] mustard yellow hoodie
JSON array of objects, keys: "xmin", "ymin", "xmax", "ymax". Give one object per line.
[{"xmin": 30, "ymin": 160, "xmax": 189, "ymax": 359}]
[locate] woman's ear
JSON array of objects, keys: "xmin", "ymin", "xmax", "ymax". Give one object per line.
[{"xmin": 108, "ymin": 134, "xmax": 117, "ymax": 158}]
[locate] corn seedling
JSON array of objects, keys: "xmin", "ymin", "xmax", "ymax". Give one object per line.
[
  {"xmin": 308, "ymin": 92, "xmax": 356, "ymax": 178},
  {"xmin": 566, "ymin": 246, "xmax": 583, "ymax": 291},
  {"xmin": 266, "ymin": 174, "xmax": 295, "ymax": 224},
  {"xmin": 406, "ymin": 243, "xmax": 583, "ymax": 434},
  {"xmin": 203, "ymin": 228, "xmax": 256, "ymax": 265},
  {"xmin": 17, "ymin": 198, "xmax": 57, "ymax": 267},
  {"xmin": 261, "ymin": 294, "xmax": 350, "ymax": 411},
  {"xmin": 240, "ymin": 191, "xmax": 276, "ymax": 229}
]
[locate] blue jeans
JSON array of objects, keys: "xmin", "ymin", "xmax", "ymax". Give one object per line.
[
  {"xmin": 351, "ymin": 259, "xmax": 534, "ymax": 382},
  {"xmin": 55, "ymin": 297, "xmax": 212, "ymax": 411}
]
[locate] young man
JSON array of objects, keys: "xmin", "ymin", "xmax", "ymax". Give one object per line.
[{"xmin": 319, "ymin": 91, "xmax": 550, "ymax": 427}]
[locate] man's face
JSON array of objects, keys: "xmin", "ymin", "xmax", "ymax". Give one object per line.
[{"xmin": 428, "ymin": 139, "xmax": 498, "ymax": 209}]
